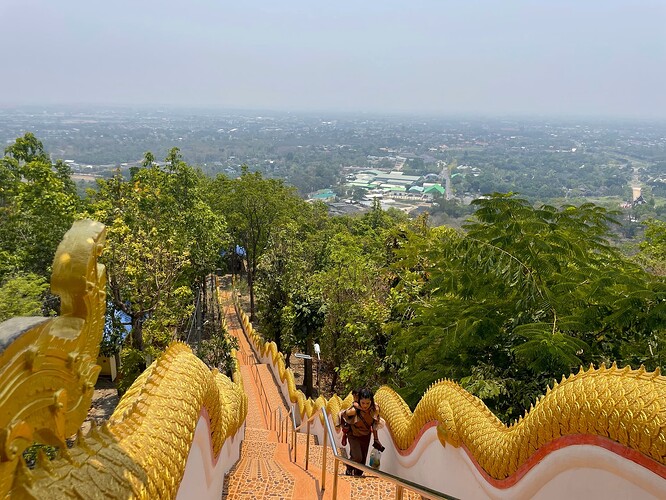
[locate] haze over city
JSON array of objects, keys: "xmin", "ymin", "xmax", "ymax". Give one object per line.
[{"xmin": 1, "ymin": 0, "xmax": 664, "ymax": 119}]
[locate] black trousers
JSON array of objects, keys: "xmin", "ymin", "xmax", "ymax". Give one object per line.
[{"xmin": 346, "ymin": 433, "xmax": 371, "ymax": 475}]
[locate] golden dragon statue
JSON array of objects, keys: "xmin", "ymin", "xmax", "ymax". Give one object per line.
[
  {"xmin": 0, "ymin": 220, "xmax": 246, "ymax": 499},
  {"xmin": 236, "ymin": 298, "xmax": 666, "ymax": 481}
]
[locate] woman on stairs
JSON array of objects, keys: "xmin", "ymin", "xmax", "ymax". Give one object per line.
[{"xmin": 341, "ymin": 387, "xmax": 384, "ymax": 476}]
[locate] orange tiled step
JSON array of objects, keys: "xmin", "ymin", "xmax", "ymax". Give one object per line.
[
  {"xmin": 290, "ymin": 438, "xmax": 424, "ymax": 500},
  {"xmin": 222, "ymin": 425, "xmax": 292, "ymax": 498}
]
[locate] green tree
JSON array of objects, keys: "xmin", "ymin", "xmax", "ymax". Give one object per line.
[
  {"xmin": 197, "ymin": 324, "xmax": 240, "ymax": 376},
  {"xmin": 256, "ymin": 200, "xmax": 408, "ymax": 396},
  {"xmin": 209, "ymin": 166, "xmax": 302, "ymax": 320},
  {"xmin": 388, "ymin": 194, "xmax": 658, "ymax": 419},
  {"xmin": 312, "ymin": 232, "xmax": 381, "ymax": 392},
  {"xmin": 256, "ymin": 203, "xmax": 329, "ymax": 395},
  {"xmin": 0, "ymin": 133, "xmax": 80, "ymax": 281},
  {"xmin": 87, "ymin": 151, "xmax": 225, "ymax": 388},
  {"xmin": 0, "ymin": 273, "xmax": 49, "ymax": 321},
  {"xmin": 637, "ymin": 219, "xmax": 666, "ymax": 276}
]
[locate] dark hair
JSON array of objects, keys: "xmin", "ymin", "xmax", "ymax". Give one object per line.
[{"xmin": 358, "ymin": 388, "xmax": 376, "ymax": 411}]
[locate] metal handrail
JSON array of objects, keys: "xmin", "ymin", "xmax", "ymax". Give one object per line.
[
  {"xmin": 281, "ymin": 403, "xmax": 312, "ymax": 467},
  {"xmin": 315, "ymin": 409, "xmax": 459, "ymax": 499},
  {"xmin": 274, "ymin": 403, "xmax": 299, "ymax": 461},
  {"xmin": 287, "ymin": 411, "xmax": 317, "ymax": 471},
  {"xmin": 289, "ymin": 405, "xmax": 298, "ymax": 461},
  {"xmin": 277, "ymin": 407, "xmax": 283, "ymax": 441}
]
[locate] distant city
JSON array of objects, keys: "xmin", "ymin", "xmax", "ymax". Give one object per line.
[{"xmin": 1, "ymin": 106, "xmax": 664, "ymax": 228}]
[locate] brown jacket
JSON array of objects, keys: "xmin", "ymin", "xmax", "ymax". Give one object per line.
[{"xmin": 342, "ymin": 405, "xmax": 380, "ymax": 437}]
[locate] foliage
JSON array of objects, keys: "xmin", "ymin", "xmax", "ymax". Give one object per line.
[
  {"xmin": 255, "ymin": 198, "xmax": 410, "ymax": 395},
  {"xmin": 0, "ymin": 133, "xmax": 80, "ymax": 283},
  {"xmin": 209, "ymin": 166, "xmax": 303, "ymax": 319},
  {"xmin": 2, "ymin": 128, "xmax": 663, "ymax": 427},
  {"xmin": 89, "ymin": 173, "xmax": 187, "ymax": 350},
  {"xmin": 255, "ymin": 205, "xmax": 329, "ymax": 395},
  {"xmin": 0, "ymin": 135, "xmax": 76, "ymax": 320},
  {"xmin": 117, "ymin": 347, "xmax": 146, "ymax": 395},
  {"xmin": 100, "ymin": 302, "xmax": 128, "ymax": 357},
  {"xmin": 459, "ymin": 365, "xmax": 508, "ymax": 401},
  {"xmin": 387, "ymin": 194, "xmax": 663, "ymax": 420},
  {"xmin": 311, "ymin": 230, "xmax": 384, "ymax": 393},
  {"xmin": 87, "ymin": 149, "xmax": 226, "ymax": 388},
  {"xmin": 0, "ymin": 273, "xmax": 50, "ymax": 321},
  {"xmin": 637, "ymin": 219, "xmax": 666, "ymax": 276},
  {"xmin": 22, "ymin": 444, "xmax": 57, "ymax": 469},
  {"xmin": 196, "ymin": 326, "xmax": 240, "ymax": 376},
  {"xmin": 336, "ymin": 296, "xmax": 390, "ymax": 392}
]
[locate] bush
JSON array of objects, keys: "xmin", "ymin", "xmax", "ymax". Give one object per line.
[
  {"xmin": 117, "ymin": 347, "xmax": 147, "ymax": 395},
  {"xmin": 197, "ymin": 327, "xmax": 239, "ymax": 376}
]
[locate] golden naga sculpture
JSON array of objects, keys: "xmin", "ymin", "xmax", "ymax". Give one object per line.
[
  {"xmin": 0, "ymin": 219, "xmax": 107, "ymax": 497},
  {"xmin": 377, "ymin": 365, "xmax": 666, "ymax": 479},
  {"xmin": 235, "ymin": 296, "xmax": 666, "ymax": 480},
  {"xmin": 0, "ymin": 220, "xmax": 247, "ymax": 499}
]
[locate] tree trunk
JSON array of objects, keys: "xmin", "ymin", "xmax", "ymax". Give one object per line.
[
  {"xmin": 330, "ymin": 327, "xmax": 340, "ymax": 393},
  {"xmin": 131, "ymin": 314, "xmax": 144, "ymax": 351},
  {"xmin": 196, "ymin": 286, "xmax": 203, "ymax": 349},
  {"xmin": 248, "ymin": 267, "xmax": 256, "ymax": 322},
  {"xmin": 330, "ymin": 368, "xmax": 338, "ymax": 394},
  {"xmin": 201, "ymin": 277, "xmax": 207, "ymax": 323}
]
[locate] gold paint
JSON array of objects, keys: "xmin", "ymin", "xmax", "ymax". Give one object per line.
[
  {"xmin": 1, "ymin": 221, "xmax": 247, "ymax": 499},
  {"xmin": 233, "ymin": 293, "xmax": 666, "ymax": 480}
]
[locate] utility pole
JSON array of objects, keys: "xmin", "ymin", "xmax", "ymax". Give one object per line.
[
  {"xmin": 314, "ymin": 343, "xmax": 321, "ymax": 395},
  {"xmin": 196, "ymin": 286, "xmax": 203, "ymax": 354},
  {"xmin": 295, "ymin": 352, "xmax": 314, "ymax": 398}
]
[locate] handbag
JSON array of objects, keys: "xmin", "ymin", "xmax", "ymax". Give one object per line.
[{"xmin": 368, "ymin": 447, "xmax": 382, "ymax": 469}]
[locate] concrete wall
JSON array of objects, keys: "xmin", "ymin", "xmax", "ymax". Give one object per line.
[
  {"xmin": 377, "ymin": 426, "xmax": 666, "ymax": 499},
  {"xmin": 176, "ymin": 414, "xmax": 244, "ymax": 500}
]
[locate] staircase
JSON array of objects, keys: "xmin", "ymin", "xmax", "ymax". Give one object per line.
[{"xmin": 220, "ymin": 291, "xmax": 420, "ymax": 499}]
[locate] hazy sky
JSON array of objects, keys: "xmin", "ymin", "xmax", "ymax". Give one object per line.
[{"xmin": 1, "ymin": 0, "xmax": 664, "ymax": 118}]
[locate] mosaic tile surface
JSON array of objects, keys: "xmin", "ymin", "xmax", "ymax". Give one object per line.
[{"xmin": 223, "ymin": 441, "xmax": 294, "ymax": 499}]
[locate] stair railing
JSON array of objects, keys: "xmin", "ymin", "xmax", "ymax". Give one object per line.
[
  {"xmin": 318, "ymin": 409, "xmax": 459, "ymax": 500},
  {"xmin": 289, "ymin": 405, "xmax": 298, "ymax": 462},
  {"xmin": 276, "ymin": 407, "xmax": 283, "ymax": 441},
  {"xmin": 277, "ymin": 404, "xmax": 299, "ymax": 463},
  {"xmin": 281, "ymin": 404, "xmax": 314, "ymax": 470},
  {"xmin": 245, "ymin": 346, "xmax": 276, "ymax": 430}
]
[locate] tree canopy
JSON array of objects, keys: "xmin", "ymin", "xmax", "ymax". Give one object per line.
[
  {"xmin": 0, "ymin": 133, "xmax": 80, "ymax": 280},
  {"xmin": 252, "ymin": 192, "xmax": 665, "ymax": 421},
  {"xmin": 207, "ymin": 166, "xmax": 304, "ymax": 319},
  {"xmin": 386, "ymin": 195, "xmax": 664, "ymax": 418}
]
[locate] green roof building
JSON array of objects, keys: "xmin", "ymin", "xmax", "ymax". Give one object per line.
[
  {"xmin": 423, "ymin": 184, "xmax": 445, "ymax": 196},
  {"xmin": 310, "ymin": 189, "xmax": 336, "ymax": 201}
]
